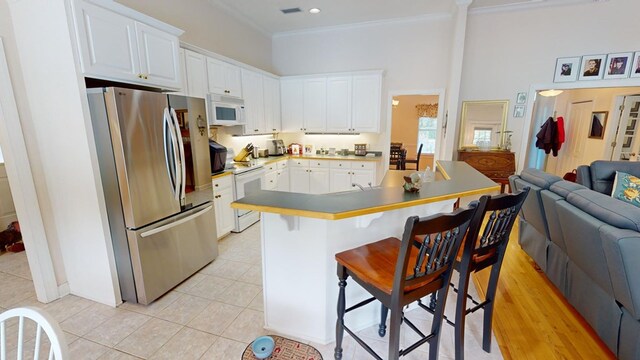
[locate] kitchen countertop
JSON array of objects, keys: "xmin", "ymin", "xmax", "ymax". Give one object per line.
[{"xmin": 231, "ymin": 161, "xmax": 499, "ymax": 220}]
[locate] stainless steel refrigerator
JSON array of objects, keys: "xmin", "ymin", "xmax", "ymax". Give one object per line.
[{"xmin": 88, "ymin": 87, "xmax": 218, "ymax": 305}]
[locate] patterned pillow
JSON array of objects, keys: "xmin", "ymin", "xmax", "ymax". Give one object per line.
[{"xmin": 611, "ymin": 171, "xmax": 640, "ymax": 207}]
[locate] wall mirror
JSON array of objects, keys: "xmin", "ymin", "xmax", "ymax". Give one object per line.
[{"xmin": 459, "ymin": 100, "xmax": 509, "ymax": 149}]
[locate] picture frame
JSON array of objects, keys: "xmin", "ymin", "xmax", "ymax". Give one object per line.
[
  {"xmin": 513, "ymin": 105, "xmax": 525, "ymax": 118},
  {"xmin": 304, "ymin": 144, "xmax": 314, "ymax": 155},
  {"xmin": 516, "ymin": 92, "xmax": 527, "ymax": 104},
  {"xmin": 631, "ymin": 52, "xmax": 640, "ymax": 78},
  {"xmin": 554, "ymin": 56, "xmax": 581, "ymax": 82},
  {"xmin": 588, "ymin": 111, "xmax": 608, "ymax": 139},
  {"xmin": 175, "ymin": 109, "xmax": 187, "ymax": 128},
  {"xmin": 604, "ymin": 52, "xmax": 633, "ymax": 79},
  {"xmin": 291, "ymin": 144, "xmax": 301, "ymax": 155},
  {"xmin": 579, "ymin": 54, "xmax": 606, "ymax": 80}
]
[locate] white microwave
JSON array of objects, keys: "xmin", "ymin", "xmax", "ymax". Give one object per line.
[{"xmin": 208, "ymin": 94, "xmax": 245, "ymax": 126}]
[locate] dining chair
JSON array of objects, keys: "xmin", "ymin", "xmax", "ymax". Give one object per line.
[
  {"xmin": 389, "ymin": 147, "xmax": 405, "ymax": 170},
  {"xmin": 334, "ymin": 206, "xmax": 477, "ymax": 360},
  {"xmin": 0, "ymin": 306, "xmax": 69, "ymax": 359},
  {"xmin": 404, "ymin": 144, "xmax": 423, "ymax": 171},
  {"xmin": 415, "ymin": 188, "xmax": 529, "ymax": 360}
]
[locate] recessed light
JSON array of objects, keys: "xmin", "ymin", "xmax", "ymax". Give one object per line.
[{"xmin": 309, "ymin": 8, "xmax": 321, "ymax": 14}]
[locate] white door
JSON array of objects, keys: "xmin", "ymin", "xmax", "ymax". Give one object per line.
[
  {"xmin": 351, "ymin": 170, "xmax": 375, "ymax": 189},
  {"xmin": 0, "ymin": 164, "xmax": 17, "ymax": 229},
  {"xmin": 214, "ymin": 187, "xmax": 235, "ymax": 238},
  {"xmin": 558, "ymin": 101, "xmax": 592, "ymax": 175},
  {"xmin": 72, "ymin": 0, "xmax": 140, "ymax": 82},
  {"xmin": 184, "ymin": 50, "xmax": 207, "ymax": 98},
  {"xmin": 135, "ymin": 22, "xmax": 181, "ymax": 89},
  {"xmin": 225, "ymin": 64, "xmax": 243, "ymax": 98},
  {"xmin": 303, "ymin": 78, "xmax": 327, "ymax": 132},
  {"xmin": 276, "ymin": 169, "xmax": 290, "ymax": 192},
  {"xmin": 326, "ymin": 76, "xmax": 352, "ymax": 132},
  {"xmin": 352, "ymin": 75, "xmax": 381, "ymax": 132},
  {"xmin": 264, "ymin": 171, "xmax": 278, "ymax": 190},
  {"xmin": 612, "ymin": 96, "xmax": 640, "ymax": 160},
  {"xmin": 263, "ymin": 76, "xmax": 281, "ymax": 133},
  {"xmin": 206, "ymin": 57, "xmax": 227, "ymax": 95},
  {"xmin": 241, "ymin": 69, "xmax": 265, "ymax": 134},
  {"xmin": 290, "ymin": 167, "xmax": 310, "ymax": 193},
  {"xmin": 309, "ymin": 168, "xmax": 330, "ymax": 194},
  {"xmin": 329, "ymin": 168, "xmax": 352, "ymax": 193},
  {"xmin": 281, "ymin": 79, "xmax": 304, "ymax": 132}
]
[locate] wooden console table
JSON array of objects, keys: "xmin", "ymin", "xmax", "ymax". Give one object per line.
[{"xmin": 457, "ymin": 150, "xmax": 515, "ymax": 193}]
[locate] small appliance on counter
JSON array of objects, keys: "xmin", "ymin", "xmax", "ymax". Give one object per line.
[
  {"xmin": 354, "ymin": 144, "xmax": 368, "ymax": 156},
  {"xmin": 209, "ymin": 140, "xmax": 227, "ymax": 174},
  {"xmin": 258, "ymin": 148, "xmax": 269, "ymax": 157},
  {"xmin": 268, "ymin": 139, "xmax": 286, "ymax": 156}
]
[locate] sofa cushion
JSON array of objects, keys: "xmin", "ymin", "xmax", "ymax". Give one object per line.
[
  {"xmin": 611, "ymin": 171, "xmax": 640, "ymax": 207},
  {"xmin": 589, "ymin": 160, "xmax": 640, "ymax": 194},
  {"xmin": 520, "ymin": 168, "xmax": 562, "ymax": 189},
  {"xmin": 550, "ymin": 180, "xmax": 588, "ymax": 198},
  {"xmin": 566, "ymin": 189, "xmax": 640, "ymax": 232}
]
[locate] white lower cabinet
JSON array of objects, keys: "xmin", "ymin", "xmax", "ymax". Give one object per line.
[
  {"xmin": 264, "ymin": 160, "xmax": 290, "ymax": 191},
  {"xmin": 212, "ymin": 175, "xmax": 235, "ymax": 238},
  {"xmin": 288, "ymin": 159, "xmax": 377, "ymax": 194},
  {"xmin": 290, "ymin": 159, "xmax": 331, "ymax": 194},
  {"xmin": 329, "ymin": 161, "xmax": 376, "ymax": 193}
]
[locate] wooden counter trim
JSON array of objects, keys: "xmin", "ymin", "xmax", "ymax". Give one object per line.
[{"xmin": 211, "ymin": 171, "xmax": 233, "ymax": 180}]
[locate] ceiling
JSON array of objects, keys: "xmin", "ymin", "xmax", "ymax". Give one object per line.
[{"xmin": 208, "ymin": 0, "xmax": 593, "ymax": 35}]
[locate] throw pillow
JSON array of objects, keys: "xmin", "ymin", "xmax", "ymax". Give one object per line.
[{"xmin": 611, "ymin": 171, "xmax": 640, "ymax": 207}]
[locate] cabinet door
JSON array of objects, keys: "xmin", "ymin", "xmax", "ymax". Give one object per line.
[
  {"xmin": 264, "ymin": 170, "xmax": 278, "ymax": 190},
  {"xmin": 135, "ymin": 22, "xmax": 181, "ymax": 89},
  {"xmin": 309, "ymin": 168, "xmax": 330, "ymax": 194},
  {"xmin": 225, "ymin": 64, "xmax": 243, "ymax": 98},
  {"xmin": 276, "ymin": 168, "xmax": 290, "ymax": 192},
  {"xmin": 351, "ymin": 170, "xmax": 375, "ymax": 189},
  {"xmin": 206, "ymin": 57, "xmax": 227, "ymax": 95},
  {"xmin": 303, "ymin": 78, "xmax": 327, "ymax": 132},
  {"xmin": 72, "ymin": 0, "xmax": 140, "ymax": 82},
  {"xmin": 290, "ymin": 167, "xmax": 310, "ymax": 194},
  {"xmin": 263, "ymin": 76, "xmax": 281, "ymax": 133},
  {"xmin": 329, "ymin": 168, "xmax": 353, "ymax": 193},
  {"xmin": 241, "ymin": 69, "xmax": 265, "ymax": 134},
  {"xmin": 175, "ymin": 49, "xmax": 187, "ymax": 96},
  {"xmin": 214, "ymin": 187, "xmax": 235, "ymax": 238},
  {"xmin": 352, "ymin": 74, "xmax": 382, "ymax": 133},
  {"xmin": 184, "ymin": 49, "xmax": 207, "ymax": 98},
  {"xmin": 281, "ymin": 79, "xmax": 304, "ymax": 132},
  {"xmin": 326, "ymin": 76, "xmax": 352, "ymax": 132}
]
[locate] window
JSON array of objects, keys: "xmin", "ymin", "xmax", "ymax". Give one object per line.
[
  {"xmin": 418, "ymin": 117, "xmax": 437, "ymax": 154},
  {"xmin": 472, "ymin": 128, "xmax": 492, "ymax": 145}
]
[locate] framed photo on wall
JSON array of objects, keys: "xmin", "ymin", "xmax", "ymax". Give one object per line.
[
  {"xmin": 513, "ymin": 105, "xmax": 525, "ymax": 118},
  {"xmin": 631, "ymin": 52, "xmax": 640, "ymax": 78},
  {"xmin": 604, "ymin": 52, "xmax": 633, "ymax": 79},
  {"xmin": 554, "ymin": 56, "xmax": 581, "ymax": 82},
  {"xmin": 578, "ymin": 54, "xmax": 606, "ymax": 80},
  {"xmin": 516, "ymin": 92, "xmax": 527, "ymax": 104},
  {"xmin": 588, "ymin": 111, "xmax": 608, "ymax": 139}
]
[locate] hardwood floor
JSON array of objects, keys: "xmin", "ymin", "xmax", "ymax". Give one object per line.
[{"xmin": 472, "ymin": 222, "xmax": 615, "ymax": 360}]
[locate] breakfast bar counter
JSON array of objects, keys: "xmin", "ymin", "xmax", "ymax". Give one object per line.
[{"xmin": 231, "ymin": 161, "xmax": 499, "ymax": 344}]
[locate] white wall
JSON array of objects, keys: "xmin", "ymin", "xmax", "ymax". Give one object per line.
[
  {"xmin": 116, "ymin": 0, "xmax": 273, "ymax": 72},
  {"xmin": 461, "ymin": 0, "xmax": 640, "ymax": 168}
]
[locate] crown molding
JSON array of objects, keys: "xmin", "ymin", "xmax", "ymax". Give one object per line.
[
  {"xmin": 469, "ymin": 0, "xmax": 595, "ymax": 15},
  {"xmin": 206, "ymin": 0, "xmax": 273, "ymax": 36},
  {"xmin": 273, "ymin": 12, "xmax": 451, "ymax": 38}
]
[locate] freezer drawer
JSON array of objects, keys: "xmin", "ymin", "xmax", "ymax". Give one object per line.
[{"xmin": 126, "ymin": 204, "xmax": 217, "ymax": 304}]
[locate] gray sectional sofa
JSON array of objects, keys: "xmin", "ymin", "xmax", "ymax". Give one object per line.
[{"xmin": 509, "ymin": 168, "xmax": 640, "ymax": 359}]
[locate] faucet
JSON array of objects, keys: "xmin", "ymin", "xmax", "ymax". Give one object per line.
[{"xmin": 352, "ymin": 183, "xmax": 365, "ymax": 191}]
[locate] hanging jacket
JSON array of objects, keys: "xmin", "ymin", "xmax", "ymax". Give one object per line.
[
  {"xmin": 535, "ymin": 117, "xmax": 560, "ymax": 156},
  {"xmin": 557, "ymin": 116, "xmax": 565, "ymax": 150}
]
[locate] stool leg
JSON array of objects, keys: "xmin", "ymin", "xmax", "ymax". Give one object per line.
[
  {"xmin": 335, "ymin": 266, "xmax": 348, "ymax": 360},
  {"xmin": 455, "ymin": 268, "xmax": 472, "ymax": 360},
  {"xmin": 378, "ymin": 304, "xmax": 388, "ymax": 337},
  {"xmin": 387, "ymin": 306, "xmax": 402, "ymax": 360},
  {"xmin": 428, "ymin": 288, "xmax": 447, "ymax": 360},
  {"xmin": 482, "ymin": 263, "xmax": 502, "ymax": 353}
]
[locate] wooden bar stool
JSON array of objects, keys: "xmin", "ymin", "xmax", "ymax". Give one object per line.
[
  {"xmin": 416, "ymin": 188, "xmax": 529, "ymax": 360},
  {"xmin": 334, "ymin": 206, "xmax": 477, "ymax": 360}
]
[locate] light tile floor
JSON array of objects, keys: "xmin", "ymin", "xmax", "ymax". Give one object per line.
[{"xmin": 0, "ymin": 223, "xmax": 503, "ymax": 359}]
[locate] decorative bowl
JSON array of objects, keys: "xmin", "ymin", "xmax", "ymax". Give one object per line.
[
  {"xmin": 251, "ymin": 336, "xmax": 275, "ymax": 359},
  {"xmin": 403, "ymin": 173, "xmax": 422, "ymax": 193}
]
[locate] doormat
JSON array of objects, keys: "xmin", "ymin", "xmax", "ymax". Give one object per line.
[{"xmin": 242, "ymin": 335, "xmax": 323, "ymax": 360}]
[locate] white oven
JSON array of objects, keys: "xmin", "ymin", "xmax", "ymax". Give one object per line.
[
  {"xmin": 232, "ymin": 166, "xmax": 265, "ymax": 232},
  {"xmin": 208, "ymin": 94, "xmax": 245, "ymax": 126}
]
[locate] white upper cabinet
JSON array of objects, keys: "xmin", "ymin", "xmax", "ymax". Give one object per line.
[
  {"xmin": 303, "ymin": 78, "xmax": 327, "ymax": 132},
  {"xmin": 263, "ymin": 76, "xmax": 281, "ymax": 133},
  {"xmin": 325, "ymin": 76, "xmax": 352, "ymax": 132},
  {"xmin": 71, "ymin": 0, "xmax": 183, "ymax": 90},
  {"xmin": 241, "ymin": 69, "xmax": 265, "ymax": 135},
  {"xmin": 281, "ymin": 79, "xmax": 304, "ymax": 132},
  {"xmin": 206, "ymin": 57, "xmax": 242, "ymax": 98},
  {"xmin": 352, "ymin": 74, "xmax": 382, "ymax": 133},
  {"xmin": 184, "ymin": 49, "xmax": 207, "ymax": 98}
]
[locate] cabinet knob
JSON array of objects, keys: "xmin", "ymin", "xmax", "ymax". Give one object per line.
[
  {"xmin": 214, "ymin": 184, "xmax": 219, "ymax": 187},
  {"xmin": 361, "ymin": 165, "xmax": 364, "ymax": 167},
  {"xmin": 300, "ymin": 128, "xmax": 303, "ymax": 131},
  {"xmin": 339, "ymin": 164, "xmax": 342, "ymax": 166},
  {"xmin": 254, "ymin": 129, "xmax": 259, "ymax": 132},
  {"xmin": 272, "ymin": 128, "xmax": 276, "ymax": 131}
]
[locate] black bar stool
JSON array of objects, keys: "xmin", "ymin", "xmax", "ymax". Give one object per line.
[{"xmin": 334, "ymin": 206, "xmax": 477, "ymax": 360}]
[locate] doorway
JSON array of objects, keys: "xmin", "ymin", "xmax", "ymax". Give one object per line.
[{"xmin": 389, "ymin": 94, "xmax": 441, "ymax": 171}]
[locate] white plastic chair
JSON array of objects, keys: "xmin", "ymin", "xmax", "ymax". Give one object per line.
[{"xmin": 0, "ymin": 306, "xmax": 69, "ymax": 360}]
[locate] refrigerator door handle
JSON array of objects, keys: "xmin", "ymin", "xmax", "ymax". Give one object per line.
[
  {"xmin": 163, "ymin": 107, "xmax": 181, "ymax": 200},
  {"xmin": 140, "ymin": 205, "xmax": 213, "ymax": 238},
  {"xmin": 169, "ymin": 107, "xmax": 186, "ymax": 201}
]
